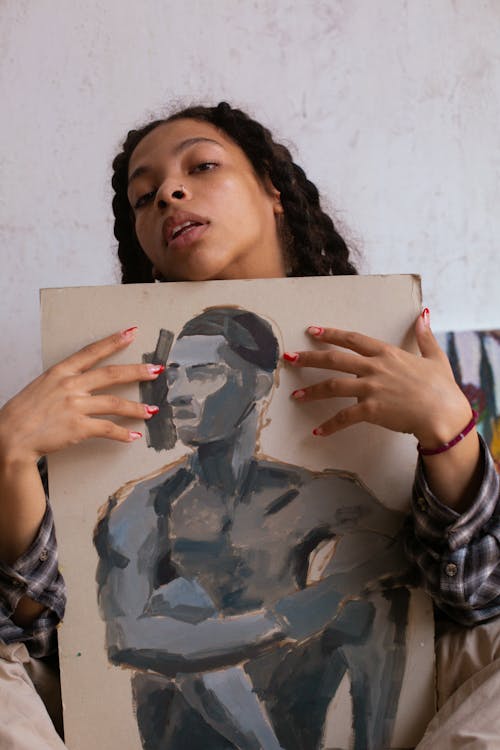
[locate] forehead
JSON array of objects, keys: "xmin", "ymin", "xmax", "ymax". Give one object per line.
[
  {"xmin": 128, "ymin": 119, "xmax": 244, "ymax": 178},
  {"xmin": 169, "ymin": 335, "xmax": 228, "ymax": 366}
]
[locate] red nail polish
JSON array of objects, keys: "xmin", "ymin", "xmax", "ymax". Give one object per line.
[
  {"xmin": 129, "ymin": 431, "xmax": 142, "ymax": 441},
  {"xmin": 421, "ymin": 308, "xmax": 430, "ymax": 327},
  {"xmin": 308, "ymin": 326, "xmax": 324, "ymax": 337},
  {"xmin": 122, "ymin": 326, "xmax": 138, "ymax": 338},
  {"xmin": 292, "ymin": 389, "xmax": 305, "ymax": 399},
  {"xmin": 145, "ymin": 405, "xmax": 160, "ymax": 415},
  {"xmin": 283, "ymin": 352, "xmax": 299, "ymax": 363},
  {"xmin": 312, "ymin": 427, "xmax": 324, "ymax": 436},
  {"xmin": 148, "ymin": 364, "xmax": 165, "ymax": 375}
]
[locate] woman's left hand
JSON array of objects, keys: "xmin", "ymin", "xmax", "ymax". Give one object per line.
[{"xmin": 284, "ymin": 311, "xmax": 472, "ymax": 449}]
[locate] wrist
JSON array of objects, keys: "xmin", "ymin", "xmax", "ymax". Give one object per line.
[
  {"xmin": 413, "ymin": 392, "xmax": 473, "ymax": 450},
  {"xmin": 417, "ymin": 410, "xmax": 478, "ymax": 457},
  {"xmin": 0, "ymin": 418, "xmax": 39, "ymax": 471}
]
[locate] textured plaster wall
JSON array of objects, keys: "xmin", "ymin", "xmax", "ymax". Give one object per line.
[{"xmin": 1, "ymin": 0, "xmax": 499, "ymax": 403}]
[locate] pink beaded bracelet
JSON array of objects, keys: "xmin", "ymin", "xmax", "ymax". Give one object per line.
[{"xmin": 417, "ymin": 409, "xmax": 478, "ymax": 456}]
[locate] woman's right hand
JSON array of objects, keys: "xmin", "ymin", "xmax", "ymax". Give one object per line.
[
  {"xmin": 0, "ymin": 326, "xmax": 163, "ymax": 467},
  {"xmin": 0, "ymin": 326, "xmax": 165, "ymax": 567}
]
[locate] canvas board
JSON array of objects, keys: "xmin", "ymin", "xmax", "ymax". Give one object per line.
[{"xmin": 41, "ymin": 275, "xmax": 435, "ymax": 750}]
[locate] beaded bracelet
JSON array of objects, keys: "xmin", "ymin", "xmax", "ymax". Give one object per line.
[{"xmin": 417, "ymin": 409, "xmax": 478, "ymax": 456}]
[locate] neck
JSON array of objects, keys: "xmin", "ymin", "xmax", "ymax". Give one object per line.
[{"xmin": 189, "ymin": 407, "xmax": 258, "ymax": 495}]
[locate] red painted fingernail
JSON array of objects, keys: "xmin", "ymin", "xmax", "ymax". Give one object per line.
[
  {"xmin": 129, "ymin": 431, "xmax": 142, "ymax": 441},
  {"xmin": 421, "ymin": 308, "xmax": 430, "ymax": 327},
  {"xmin": 148, "ymin": 364, "xmax": 165, "ymax": 376},
  {"xmin": 291, "ymin": 389, "xmax": 305, "ymax": 399},
  {"xmin": 145, "ymin": 405, "xmax": 160, "ymax": 415},
  {"xmin": 283, "ymin": 352, "xmax": 299, "ymax": 363},
  {"xmin": 312, "ymin": 427, "xmax": 324, "ymax": 436},
  {"xmin": 308, "ymin": 326, "xmax": 324, "ymax": 336},
  {"xmin": 121, "ymin": 326, "xmax": 138, "ymax": 339}
]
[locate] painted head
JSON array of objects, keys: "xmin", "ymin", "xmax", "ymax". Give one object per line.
[
  {"xmin": 112, "ymin": 102, "xmax": 357, "ymax": 284},
  {"xmin": 166, "ymin": 307, "xmax": 279, "ymax": 446}
]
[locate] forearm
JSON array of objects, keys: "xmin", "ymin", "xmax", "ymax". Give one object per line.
[
  {"xmin": 421, "ymin": 430, "xmax": 482, "ymax": 513},
  {"xmin": 0, "ymin": 451, "xmax": 47, "ymax": 564},
  {"xmin": 0, "ymin": 417, "xmax": 51, "ymax": 626},
  {"xmin": 407, "ymin": 437, "xmax": 500, "ymax": 623},
  {"xmin": 107, "ymin": 609, "xmax": 286, "ymax": 675}
]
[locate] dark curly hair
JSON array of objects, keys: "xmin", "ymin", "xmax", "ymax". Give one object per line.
[{"xmin": 112, "ymin": 102, "xmax": 358, "ymax": 283}]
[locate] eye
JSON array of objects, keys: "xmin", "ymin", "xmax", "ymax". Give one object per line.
[
  {"xmin": 191, "ymin": 162, "xmax": 219, "ymax": 174},
  {"xmin": 166, "ymin": 364, "xmax": 179, "ymax": 386},
  {"xmin": 134, "ymin": 189, "xmax": 157, "ymax": 210}
]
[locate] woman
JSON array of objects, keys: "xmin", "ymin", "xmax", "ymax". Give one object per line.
[{"xmin": 0, "ymin": 102, "xmax": 497, "ymax": 749}]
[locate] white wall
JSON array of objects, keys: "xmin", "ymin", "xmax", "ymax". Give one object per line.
[{"xmin": 1, "ymin": 0, "xmax": 499, "ymax": 404}]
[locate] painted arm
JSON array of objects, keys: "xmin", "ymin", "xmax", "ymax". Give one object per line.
[
  {"xmin": 273, "ymin": 533, "xmax": 408, "ymax": 641},
  {"xmin": 101, "ymin": 565, "xmax": 287, "ymax": 676},
  {"xmin": 99, "ymin": 526, "xmax": 404, "ymax": 676},
  {"xmin": 95, "ymin": 486, "xmax": 287, "ymax": 676}
]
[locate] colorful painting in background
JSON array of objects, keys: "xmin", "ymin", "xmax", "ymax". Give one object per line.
[{"xmin": 437, "ymin": 330, "xmax": 500, "ymax": 472}]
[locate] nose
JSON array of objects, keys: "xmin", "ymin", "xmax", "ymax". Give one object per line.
[
  {"xmin": 167, "ymin": 369, "xmax": 193, "ymax": 406},
  {"xmin": 156, "ymin": 180, "xmax": 191, "ymax": 210}
]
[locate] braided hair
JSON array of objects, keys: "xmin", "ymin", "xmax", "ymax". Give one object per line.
[{"xmin": 112, "ymin": 102, "xmax": 358, "ymax": 283}]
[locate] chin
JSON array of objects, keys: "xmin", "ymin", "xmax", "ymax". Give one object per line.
[{"xmin": 177, "ymin": 425, "xmax": 231, "ymax": 447}]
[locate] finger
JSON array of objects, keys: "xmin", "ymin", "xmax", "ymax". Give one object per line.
[
  {"xmin": 291, "ymin": 375, "xmax": 364, "ymax": 402},
  {"xmin": 77, "ymin": 395, "xmax": 159, "ymax": 419},
  {"xmin": 57, "ymin": 327, "xmax": 138, "ymax": 375},
  {"xmin": 76, "ymin": 363, "xmax": 165, "ymax": 392},
  {"xmin": 414, "ymin": 309, "xmax": 447, "ymax": 361},
  {"xmin": 283, "ymin": 348, "xmax": 369, "ymax": 376},
  {"xmin": 307, "ymin": 326, "xmax": 384, "ymax": 357},
  {"xmin": 312, "ymin": 402, "xmax": 369, "ymax": 437},
  {"xmin": 84, "ymin": 418, "xmax": 143, "ymax": 443}
]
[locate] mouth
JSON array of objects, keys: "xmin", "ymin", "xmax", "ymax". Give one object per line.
[
  {"xmin": 172, "ymin": 408, "xmax": 198, "ymax": 420},
  {"xmin": 163, "ymin": 212, "xmax": 209, "ymax": 248}
]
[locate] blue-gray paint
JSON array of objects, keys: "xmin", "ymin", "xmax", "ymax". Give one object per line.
[{"xmin": 94, "ymin": 308, "xmax": 414, "ymax": 750}]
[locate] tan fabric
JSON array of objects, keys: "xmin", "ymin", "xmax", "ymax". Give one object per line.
[
  {"xmin": 415, "ymin": 619, "xmax": 500, "ymax": 750},
  {"xmin": 2, "ymin": 621, "xmax": 500, "ymax": 748},
  {"xmin": 0, "ymin": 643, "xmax": 65, "ymax": 750}
]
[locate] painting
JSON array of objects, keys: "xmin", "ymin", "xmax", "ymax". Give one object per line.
[
  {"xmin": 436, "ymin": 329, "xmax": 500, "ymax": 472},
  {"xmin": 41, "ymin": 276, "xmax": 435, "ymax": 750}
]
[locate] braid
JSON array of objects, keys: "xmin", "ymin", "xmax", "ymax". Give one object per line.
[
  {"xmin": 112, "ymin": 121, "xmax": 163, "ymax": 284},
  {"xmin": 111, "ymin": 102, "xmax": 357, "ymax": 283}
]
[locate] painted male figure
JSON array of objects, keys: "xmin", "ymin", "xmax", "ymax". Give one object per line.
[{"xmin": 94, "ymin": 307, "xmax": 412, "ymax": 750}]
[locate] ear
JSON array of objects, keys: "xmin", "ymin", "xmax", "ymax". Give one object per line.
[
  {"xmin": 254, "ymin": 370, "xmax": 274, "ymax": 400},
  {"xmin": 273, "ymin": 192, "xmax": 284, "ymax": 215},
  {"xmin": 263, "ymin": 176, "xmax": 284, "ymax": 215}
]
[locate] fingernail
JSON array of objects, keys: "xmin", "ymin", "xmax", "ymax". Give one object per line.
[
  {"xmin": 128, "ymin": 431, "xmax": 142, "ymax": 441},
  {"xmin": 421, "ymin": 308, "xmax": 430, "ymax": 327},
  {"xmin": 312, "ymin": 427, "xmax": 324, "ymax": 436},
  {"xmin": 145, "ymin": 405, "xmax": 160, "ymax": 415},
  {"xmin": 283, "ymin": 352, "xmax": 299, "ymax": 363},
  {"xmin": 291, "ymin": 389, "xmax": 305, "ymax": 399},
  {"xmin": 308, "ymin": 326, "xmax": 324, "ymax": 337},
  {"xmin": 148, "ymin": 364, "xmax": 165, "ymax": 376},
  {"xmin": 121, "ymin": 326, "xmax": 138, "ymax": 339}
]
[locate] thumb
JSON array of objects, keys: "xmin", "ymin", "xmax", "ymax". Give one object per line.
[{"xmin": 415, "ymin": 308, "xmax": 442, "ymax": 360}]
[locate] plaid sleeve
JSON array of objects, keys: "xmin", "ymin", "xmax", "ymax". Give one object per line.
[
  {"xmin": 0, "ymin": 497, "xmax": 66, "ymax": 658},
  {"xmin": 405, "ymin": 435, "xmax": 500, "ymax": 625}
]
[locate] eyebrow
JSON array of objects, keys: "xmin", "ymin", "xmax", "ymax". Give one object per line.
[{"xmin": 128, "ymin": 137, "xmax": 223, "ymax": 186}]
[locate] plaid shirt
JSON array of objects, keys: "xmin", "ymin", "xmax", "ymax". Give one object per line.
[
  {"xmin": 406, "ymin": 435, "xmax": 500, "ymax": 624},
  {"xmin": 0, "ymin": 460, "xmax": 66, "ymax": 658},
  {"xmin": 1, "ymin": 439, "xmax": 498, "ymax": 658}
]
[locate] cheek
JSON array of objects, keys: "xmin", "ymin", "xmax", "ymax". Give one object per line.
[{"xmin": 133, "ymin": 213, "xmax": 156, "ymax": 248}]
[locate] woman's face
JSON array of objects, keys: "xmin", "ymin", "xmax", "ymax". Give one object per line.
[{"xmin": 127, "ymin": 118, "xmax": 286, "ymax": 281}]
